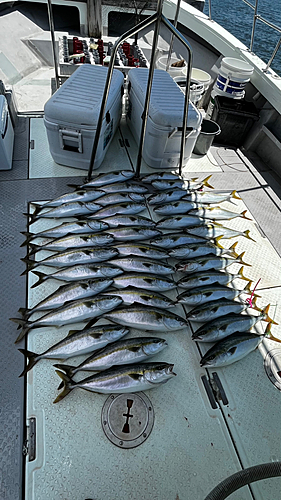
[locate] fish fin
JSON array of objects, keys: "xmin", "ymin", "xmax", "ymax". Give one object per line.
[
  {"xmin": 83, "ymin": 318, "xmax": 98, "ymax": 329},
  {"xmin": 18, "ymin": 307, "xmax": 29, "ymax": 316},
  {"xmin": 250, "ymin": 296, "xmax": 262, "ymax": 313},
  {"xmin": 67, "ymin": 329, "xmax": 80, "ymax": 337},
  {"xmin": 243, "ymin": 281, "xmax": 253, "ymax": 294},
  {"xmin": 264, "ymin": 322, "xmax": 281, "ymax": 343},
  {"xmin": 20, "ymin": 256, "xmax": 36, "ymax": 266},
  {"xmin": 237, "ymin": 266, "xmax": 252, "ymax": 282},
  {"xmin": 237, "ymin": 251, "xmax": 251, "ymax": 267},
  {"xmin": 214, "ymin": 235, "xmax": 224, "ymax": 249},
  {"xmin": 262, "ymin": 304, "xmax": 279, "ymax": 325},
  {"xmin": 10, "ymin": 317, "xmax": 28, "ymax": 327},
  {"xmin": 18, "ymin": 349, "xmax": 39, "ymax": 377},
  {"xmin": 191, "ymin": 177, "xmax": 199, "ymax": 182},
  {"xmin": 241, "ymin": 210, "xmax": 252, "ymax": 221},
  {"xmin": 231, "ymin": 190, "xmax": 241, "ymax": 200},
  {"xmin": 15, "ymin": 326, "xmax": 31, "ymax": 343},
  {"xmin": 53, "ymin": 370, "xmax": 73, "ymax": 403},
  {"xmin": 243, "ymin": 230, "xmax": 256, "ymax": 242},
  {"xmin": 202, "ymin": 175, "xmax": 214, "ymax": 189},
  {"xmin": 67, "ymin": 183, "xmax": 80, "ymax": 189},
  {"xmin": 30, "ymin": 271, "xmax": 47, "ymax": 288},
  {"xmin": 20, "ymin": 232, "xmax": 35, "ymax": 246},
  {"xmin": 53, "ymin": 363, "xmax": 75, "ymax": 379}
]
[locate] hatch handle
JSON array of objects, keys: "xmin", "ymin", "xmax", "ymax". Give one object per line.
[
  {"xmin": 24, "ymin": 417, "xmax": 36, "ymax": 461},
  {"xmin": 59, "ymin": 128, "xmax": 83, "ymax": 153}
]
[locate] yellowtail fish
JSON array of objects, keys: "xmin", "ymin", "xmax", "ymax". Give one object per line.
[
  {"xmin": 154, "ymin": 200, "xmax": 203, "ymax": 215},
  {"xmin": 177, "ymin": 281, "xmax": 258, "ymax": 306},
  {"xmin": 169, "ymin": 239, "xmax": 237, "ymax": 260},
  {"xmin": 192, "ymin": 304, "xmax": 277, "ymax": 342},
  {"xmin": 186, "ymin": 297, "xmax": 261, "ymax": 323},
  {"xmin": 30, "ymin": 189, "xmax": 106, "ymax": 210},
  {"xmin": 78, "ymin": 170, "xmax": 135, "ymax": 188},
  {"xmin": 185, "ymin": 222, "xmax": 255, "ymax": 242},
  {"xmin": 147, "ymin": 189, "xmax": 190, "ymax": 205},
  {"xmin": 54, "ymin": 337, "xmax": 168, "ymax": 375},
  {"xmin": 28, "ymin": 233, "xmax": 114, "ymax": 254},
  {"xmin": 101, "ymin": 305, "xmax": 188, "ymax": 331},
  {"xmin": 20, "ymin": 220, "xmax": 110, "ymax": 245},
  {"xmin": 141, "ymin": 172, "xmax": 183, "ymax": 182},
  {"xmin": 187, "ymin": 207, "xmax": 251, "ymax": 221},
  {"xmin": 101, "ymin": 287, "xmax": 175, "ymax": 308},
  {"xmin": 108, "ymin": 257, "xmax": 174, "ymax": 275},
  {"xmin": 151, "ymin": 175, "xmax": 214, "ymax": 191},
  {"xmin": 175, "ymin": 252, "xmax": 250, "ymax": 273},
  {"xmin": 25, "ymin": 201, "xmax": 103, "ymax": 223},
  {"xmin": 30, "ymin": 264, "xmax": 123, "ymax": 288},
  {"xmin": 149, "ymin": 232, "xmax": 207, "ymax": 248},
  {"xmin": 89, "ymin": 182, "xmax": 148, "ymax": 194},
  {"xmin": 54, "ymin": 362, "xmax": 176, "ymax": 403},
  {"xmin": 112, "ymin": 274, "xmax": 177, "ymax": 291},
  {"xmin": 95, "ymin": 192, "xmax": 145, "ymax": 206},
  {"xmin": 177, "ymin": 266, "xmax": 251, "ymax": 289},
  {"xmin": 18, "ymin": 325, "xmax": 129, "ymax": 376},
  {"xmin": 87, "ymin": 202, "xmax": 146, "ymax": 219},
  {"xmin": 100, "ymin": 214, "xmax": 155, "ymax": 228},
  {"xmin": 182, "ymin": 190, "xmax": 241, "ymax": 204}
]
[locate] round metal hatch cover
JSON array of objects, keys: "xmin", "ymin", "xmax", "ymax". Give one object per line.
[
  {"xmin": 264, "ymin": 348, "xmax": 281, "ymax": 391},
  {"xmin": 101, "ymin": 392, "xmax": 154, "ymax": 448}
]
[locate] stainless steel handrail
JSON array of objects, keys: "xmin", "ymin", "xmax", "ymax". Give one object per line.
[
  {"xmin": 87, "ymin": 0, "xmax": 193, "ymax": 181},
  {"xmin": 46, "ymin": 0, "xmax": 60, "ymax": 90}
]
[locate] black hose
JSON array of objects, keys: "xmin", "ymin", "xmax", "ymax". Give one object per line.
[{"xmin": 204, "ymin": 462, "xmax": 281, "ymax": 500}]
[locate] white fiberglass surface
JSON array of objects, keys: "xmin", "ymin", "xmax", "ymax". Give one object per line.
[{"xmin": 25, "ymin": 173, "xmax": 281, "ymax": 500}]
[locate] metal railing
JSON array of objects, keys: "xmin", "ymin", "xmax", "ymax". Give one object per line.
[
  {"xmin": 86, "ymin": 0, "xmax": 193, "ymax": 180},
  {"xmin": 207, "ymin": 0, "xmax": 281, "ymax": 73}
]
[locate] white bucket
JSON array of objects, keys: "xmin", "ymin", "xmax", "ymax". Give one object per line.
[
  {"xmin": 173, "ymin": 76, "xmax": 204, "ymax": 105},
  {"xmin": 182, "ymin": 67, "xmax": 211, "ymax": 92},
  {"xmin": 215, "ymin": 57, "xmax": 254, "ymax": 96},
  {"xmin": 156, "ymin": 56, "xmax": 186, "ymax": 77}
]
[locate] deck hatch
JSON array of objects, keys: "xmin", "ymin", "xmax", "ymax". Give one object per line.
[{"xmin": 101, "ymin": 392, "xmax": 154, "ymax": 448}]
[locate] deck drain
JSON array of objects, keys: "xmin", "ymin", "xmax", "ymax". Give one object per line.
[
  {"xmin": 101, "ymin": 392, "xmax": 154, "ymax": 448},
  {"xmin": 264, "ymin": 348, "xmax": 281, "ymax": 390}
]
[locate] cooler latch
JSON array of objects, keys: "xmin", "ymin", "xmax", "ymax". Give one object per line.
[{"xmin": 59, "ymin": 128, "xmax": 83, "ymax": 153}]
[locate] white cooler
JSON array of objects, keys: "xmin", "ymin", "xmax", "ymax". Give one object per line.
[
  {"xmin": 44, "ymin": 65, "xmax": 124, "ymax": 170},
  {"xmin": 127, "ymin": 68, "xmax": 202, "ymax": 169}
]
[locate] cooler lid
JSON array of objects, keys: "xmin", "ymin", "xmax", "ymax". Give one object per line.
[
  {"xmin": 44, "ymin": 65, "xmax": 124, "ymax": 127},
  {"xmin": 128, "ymin": 68, "xmax": 201, "ymax": 128}
]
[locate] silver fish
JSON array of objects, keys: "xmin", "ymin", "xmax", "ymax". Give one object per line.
[
  {"xmin": 80, "ymin": 170, "xmax": 135, "ymax": 188},
  {"xmin": 149, "ymin": 233, "xmax": 207, "ymax": 248},
  {"xmin": 106, "ymin": 227, "xmax": 161, "ymax": 241},
  {"xmin": 109, "ymin": 257, "xmax": 174, "ymax": 275},
  {"xmin": 31, "ymin": 189, "xmax": 105, "ymax": 209},
  {"xmin": 177, "ymin": 281, "xmax": 254, "ymax": 306},
  {"xmin": 22, "ymin": 247, "xmax": 119, "ymax": 270},
  {"xmin": 100, "ymin": 214, "xmax": 155, "ymax": 228},
  {"xmin": 97, "ymin": 192, "xmax": 145, "ymax": 206},
  {"xmin": 151, "ymin": 175, "xmax": 213, "ymax": 191},
  {"xmin": 169, "ymin": 240, "xmax": 237, "ymax": 260},
  {"xmin": 113, "ymin": 244, "xmax": 170, "ymax": 260},
  {"xmin": 102, "ymin": 306, "xmax": 188, "ymax": 331},
  {"xmin": 88, "ymin": 202, "xmax": 146, "ymax": 219},
  {"xmin": 182, "ymin": 190, "xmax": 241, "ymax": 204},
  {"xmin": 28, "ymin": 201, "xmax": 102, "ymax": 221},
  {"xmin": 54, "ymin": 337, "xmax": 168, "ymax": 375},
  {"xmin": 31, "ymin": 264, "xmax": 123, "ymax": 288},
  {"xmin": 154, "ymin": 200, "xmax": 202, "ymax": 215},
  {"xmin": 148, "ymin": 189, "xmax": 190, "ymax": 205},
  {"xmin": 29, "ymin": 233, "xmax": 114, "ymax": 253},
  {"xmin": 54, "ymin": 362, "xmax": 176, "ymax": 402},
  {"xmin": 192, "ymin": 305, "xmax": 276, "ymax": 342},
  {"xmin": 188, "ymin": 207, "xmax": 251, "ymax": 221},
  {"xmin": 200, "ymin": 332, "xmax": 263, "ymax": 368},
  {"xmin": 102, "ymin": 287, "xmax": 175, "ymax": 308},
  {"xmin": 20, "ymin": 279, "xmax": 114, "ymax": 316},
  {"xmin": 18, "ymin": 325, "xmax": 129, "ymax": 376},
  {"xmin": 94, "ymin": 182, "xmax": 148, "ymax": 194},
  {"xmin": 187, "ymin": 298, "xmax": 259, "ymax": 323},
  {"xmin": 156, "ymin": 215, "xmax": 206, "ymax": 230},
  {"xmin": 21, "ymin": 220, "xmax": 110, "ymax": 244},
  {"xmin": 112, "ymin": 274, "xmax": 176, "ymax": 291},
  {"xmin": 13, "ymin": 296, "xmax": 123, "ymax": 342},
  {"xmin": 177, "ymin": 266, "xmax": 251, "ymax": 289},
  {"xmin": 141, "ymin": 172, "xmax": 181, "ymax": 182},
  {"xmin": 185, "ymin": 223, "xmax": 255, "ymax": 242},
  {"xmin": 175, "ymin": 252, "xmax": 250, "ymax": 274}
]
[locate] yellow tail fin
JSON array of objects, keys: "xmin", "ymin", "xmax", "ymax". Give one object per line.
[
  {"xmin": 237, "ymin": 251, "xmax": 251, "ymax": 267},
  {"xmin": 202, "ymin": 175, "xmax": 214, "ymax": 189},
  {"xmin": 261, "ymin": 304, "xmax": 279, "ymax": 325},
  {"xmin": 265, "ymin": 322, "xmax": 281, "ymax": 342},
  {"xmin": 231, "ymin": 190, "xmax": 241, "ymax": 200},
  {"xmin": 241, "ymin": 209, "xmax": 252, "ymax": 221},
  {"xmin": 243, "ymin": 230, "xmax": 256, "ymax": 242},
  {"xmin": 238, "ymin": 266, "xmax": 252, "ymax": 282}
]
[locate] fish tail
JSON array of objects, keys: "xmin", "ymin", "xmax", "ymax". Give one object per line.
[
  {"xmin": 214, "ymin": 235, "xmax": 224, "ymax": 249},
  {"xmin": 67, "ymin": 183, "xmax": 80, "ymax": 189},
  {"xmin": 30, "ymin": 271, "xmax": 47, "ymax": 289},
  {"xmin": 226, "ymin": 240, "xmax": 239, "ymax": 258},
  {"xmin": 53, "ymin": 370, "xmax": 73, "ymax": 403},
  {"xmin": 14, "ymin": 326, "xmax": 32, "ymax": 344},
  {"xmin": 262, "ymin": 304, "xmax": 279, "ymax": 325},
  {"xmin": 191, "ymin": 177, "xmax": 199, "ymax": 182},
  {"xmin": 18, "ymin": 349, "xmax": 39, "ymax": 377},
  {"xmin": 238, "ymin": 266, "xmax": 252, "ymax": 282},
  {"xmin": 237, "ymin": 251, "xmax": 251, "ymax": 267},
  {"xmin": 20, "ymin": 256, "xmax": 36, "ymax": 267},
  {"xmin": 53, "ymin": 363, "xmax": 75, "ymax": 379},
  {"xmin": 20, "ymin": 232, "xmax": 35, "ymax": 246},
  {"xmin": 243, "ymin": 230, "xmax": 256, "ymax": 242},
  {"xmin": 23, "ymin": 212, "xmax": 39, "ymax": 224},
  {"xmin": 241, "ymin": 210, "xmax": 252, "ymax": 221},
  {"xmin": 231, "ymin": 190, "xmax": 241, "ymax": 200},
  {"xmin": 250, "ymin": 296, "xmax": 263, "ymax": 313},
  {"xmin": 202, "ymin": 175, "xmax": 214, "ymax": 189},
  {"xmin": 264, "ymin": 322, "xmax": 281, "ymax": 343},
  {"xmin": 18, "ymin": 307, "xmax": 31, "ymax": 319}
]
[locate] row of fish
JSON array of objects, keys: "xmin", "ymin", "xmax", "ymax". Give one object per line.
[{"xmin": 13, "ymin": 169, "xmax": 279, "ymax": 402}]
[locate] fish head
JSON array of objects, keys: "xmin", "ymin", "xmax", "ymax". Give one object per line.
[
  {"xmin": 98, "ymin": 296, "xmax": 123, "ymax": 310},
  {"xmin": 106, "ymin": 326, "xmax": 129, "ymax": 341},
  {"xmin": 176, "ymin": 262, "xmax": 198, "ymax": 273},
  {"xmin": 144, "ymin": 363, "xmax": 176, "ymax": 384},
  {"xmin": 163, "ymin": 314, "xmax": 187, "ymax": 330},
  {"xmin": 177, "ymin": 291, "xmax": 202, "ymax": 305},
  {"xmin": 142, "ymin": 338, "xmax": 168, "ymax": 356},
  {"xmin": 102, "ymin": 266, "xmax": 123, "ymax": 277},
  {"xmin": 129, "ymin": 193, "xmax": 145, "ymax": 202},
  {"xmin": 89, "ymin": 278, "xmax": 113, "ymax": 289},
  {"xmin": 170, "ymin": 248, "xmax": 190, "ymax": 258},
  {"xmin": 89, "ymin": 221, "xmax": 109, "ymax": 231},
  {"xmin": 148, "ymin": 193, "xmax": 168, "ymax": 204},
  {"xmin": 121, "ymin": 170, "xmax": 135, "ymax": 179}
]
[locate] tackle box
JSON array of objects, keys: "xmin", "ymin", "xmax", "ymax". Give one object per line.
[
  {"xmin": 126, "ymin": 68, "xmax": 202, "ymax": 169},
  {"xmin": 44, "ymin": 65, "xmax": 124, "ymax": 170}
]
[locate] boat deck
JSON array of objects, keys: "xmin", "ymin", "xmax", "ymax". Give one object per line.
[{"xmin": 1, "ymin": 115, "xmax": 281, "ymax": 499}]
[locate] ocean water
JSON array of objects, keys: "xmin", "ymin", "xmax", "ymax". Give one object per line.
[{"xmin": 203, "ymin": 0, "xmax": 281, "ymax": 75}]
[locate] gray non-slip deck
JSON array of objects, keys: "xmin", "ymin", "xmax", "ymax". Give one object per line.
[{"xmin": 1, "ymin": 116, "xmax": 281, "ymax": 500}]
